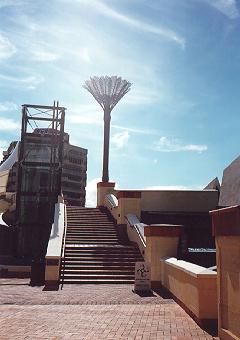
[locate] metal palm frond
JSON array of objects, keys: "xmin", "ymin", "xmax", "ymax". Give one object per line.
[{"xmin": 83, "ymin": 76, "xmax": 131, "ymax": 111}]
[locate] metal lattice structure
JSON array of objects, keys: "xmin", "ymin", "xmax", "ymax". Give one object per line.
[{"xmin": 83, "ymin": 76, "xmax": 131, "ymax": 182}]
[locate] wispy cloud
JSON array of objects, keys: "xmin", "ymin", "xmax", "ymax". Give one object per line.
[
  {"xmin": 0, "ymin": 73, "xmax": 44, "ymax": 89},
  {"xmin": 0, "ymin": 101, "xmax": 17, "ymax": 111},
  {"xmin": 111, "ymin": 130, "xmax": 130, "ymax": 149},
  {"xmin": 31, "ymin": 49, "xmax": 58, "ymax": 62},
  {"xmin": 0, "ymin": 118, "xmax": 20, "ymax": 131},
  {"xmin": 153, "ymin": 136, "xmax": 208, "ymax": 153},
  {"xmin": 68, "ymin": 0, "xmax": 185, "ymax": 48},
  {"xmin": 0, "ymin": 0, "xmax": 24, "ymax": 9},
  {"xmin": 145, "ymin": 184, "xmax": 204, "ymax": 190},
  {"xmin": 0, "ymin": 33, "xmax": 16, "ymax": 60},
  {"xmin": 203, "ymin": 0, "xmax": 239, "ymax": 19},
  {"xmin": 112, "ymin": 124, "xmax": 156, "ymax": 135},
  {"xmin": 67, "ymin": 104, "xmax": 102, "ymax": 125}
]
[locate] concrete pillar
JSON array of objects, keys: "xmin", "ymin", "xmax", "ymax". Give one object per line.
[
  {"xmin": 97, "ymin": 182, "xmax": 115, "ymax": 207},
  {"xmin": 210, "ymin": 205, "xmax": 240, "ymax": 340},
  {"xmin": 144, "ymin": 224, "xmax": 182, "ymax": 289},
  {"xmin": 45, "ymin": 257, "xmax": 60, "ymax": 290},
  {"xmin": 116, "ymin": 191, "xmax": 141, "ymax": 225}
]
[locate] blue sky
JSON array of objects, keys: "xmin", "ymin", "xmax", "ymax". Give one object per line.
[{"xmin": 0, "ymin": 0, "xmax": 240, "ymax": 205}]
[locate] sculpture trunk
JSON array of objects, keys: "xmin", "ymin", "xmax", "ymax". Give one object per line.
[{"xmin": 102, "ymin": 108, "xmax": 111, "ymax": 182}]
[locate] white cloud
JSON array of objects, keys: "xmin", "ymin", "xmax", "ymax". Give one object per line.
[
  {"xmin": 0, "ymin": 33, "xmax": 16, "ymax": 60},
  {"xmin": 68, "ymin": 0, "xmax": 185, "ymax": 48},
  {"xmin": 0, "ymin": 102, "xmax": 18, "ymax": 111},
  {"xmin": 73, "ymin": 47, "xmax": 91, "ymax": 63},
  {"xmin": 0, "ymin": 118, "xmax": 20, "ymax": 131},
  {"xmin": 85, "ymin": 177, "xmax": 101, "ymax": 207},
  {"xmin": 154, "ymin": 136, "xmax": 208, "ymax": 153},
  {"xmin": 31, "ymin": 49, "xmax": 58, "ymax": 62},
  {"xmin": 111, "ymin": 130, "xmax": 130, "ymax": 149},
  {"xmin": 203, "ymin": 0, "xmax": 239, "ymax": 19}
]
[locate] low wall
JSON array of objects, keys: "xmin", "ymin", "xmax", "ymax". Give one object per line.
[
  {"xmin": 45, "ymin": 202, "xmax": 65, "ymax": 289},
  {"xmin": 161, "ymin": 257, "xmax": 217, "ymax": 325}
]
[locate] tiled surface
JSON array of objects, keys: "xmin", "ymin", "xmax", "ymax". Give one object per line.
[{"xmin": 0, "ymin": 279, "xmax": 219, "ymax": 339}]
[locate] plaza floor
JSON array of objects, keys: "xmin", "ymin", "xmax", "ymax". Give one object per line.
[{"xmin": 0, "ymin": 279, "xmax": 219, "ymax": 340}]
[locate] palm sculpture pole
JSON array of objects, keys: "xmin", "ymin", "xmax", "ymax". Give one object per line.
[{"xmin": 83, "ymin": 76, "xmax": 131, "ymax": 182}]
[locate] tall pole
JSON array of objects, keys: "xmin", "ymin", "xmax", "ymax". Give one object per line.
[
  {"xmin": 83, "ymin": 76, "xmax": 131, "ymax": 183},
  {"xmin": 102, "ymin": 108, "xmax": 111, "ymax": 182}
]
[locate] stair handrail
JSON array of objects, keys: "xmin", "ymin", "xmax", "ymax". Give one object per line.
[
  {"xmin": 60, "ymin": 203, "xmax": 68, "ymax": 290},
  {"xmin": 104, "ymin": 194, "xmax": 118, "ymax": 221},
  {"xmin": 125, "ymin": 213, "xmax": 147, "ymax": 247}
]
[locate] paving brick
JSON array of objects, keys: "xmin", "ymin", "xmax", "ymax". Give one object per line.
[{"xmin": 0, "ymin": 279, "xmax": 219, "ymax": 339}]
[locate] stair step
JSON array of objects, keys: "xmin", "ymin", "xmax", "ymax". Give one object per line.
[
  {"xmin": 62, "ymin": 206, "xmax": 143, "ymax": 285},
  {"xmin": 60, "ymin": 279, "xmax": 134, "ymax": 284},
  {"xmin": 61, "ymin": 269, "xmax": 134, "ymax": 274},
  {"xmin": 63, "ymin": 264, "xmax": 135, "ymax": 269},
  {"xmin": 61, "ymin": 273, "xmax": 135, "ymax": 279},
  {"xmin": 64, "ymin": 256, "xmax": 143, "ymax": 260}
]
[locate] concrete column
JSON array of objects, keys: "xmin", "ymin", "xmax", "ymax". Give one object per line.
[
  {"xmin": 144, "ymin": 224, "xmax": 182, "ymax": 289},
  {"xmin": 210, "ymin": 205, "xmax": 240, "ymax": 340},
  {"xmin": 97, "ymin": 181, "xmax": 115, "ymax": 207},
  {"xmin": 116, "ymin": 191, "xmax": 141, "ymax": 225}
]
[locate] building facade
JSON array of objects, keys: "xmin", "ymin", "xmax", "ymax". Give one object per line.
[{"xmin": 0, "ymin": 130, "xmax": 87, "ymax": 207}]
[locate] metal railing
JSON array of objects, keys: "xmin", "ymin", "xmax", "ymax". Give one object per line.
[{"xmin": 125, "ymin": 213, "xmax": 147, "ymax": 247}]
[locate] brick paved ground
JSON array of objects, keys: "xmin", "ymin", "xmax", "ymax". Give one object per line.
[{"xmin": 0, "ymin": 279, "xmax": 219, "ymax": 340}]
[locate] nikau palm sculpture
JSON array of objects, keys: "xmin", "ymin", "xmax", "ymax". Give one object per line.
[{"xmin": 83, "ymin": 76, "xmax": 131, "ymax": 182}]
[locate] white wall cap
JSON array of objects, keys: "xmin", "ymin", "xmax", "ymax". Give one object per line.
[{"xmin": 162, "ymin": 257, "xmax": 217, "ymax": 278}]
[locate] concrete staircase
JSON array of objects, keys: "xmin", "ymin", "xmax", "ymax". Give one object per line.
[{"xmin": 60, "ymin": 206, "xmax": 143, "ymax": 284}]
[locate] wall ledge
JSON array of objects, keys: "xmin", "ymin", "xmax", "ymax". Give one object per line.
[
  {"xmin": 162, "ymin": 257, "xmax": 217, "ymax": 278},
  {"xmin": 144, "ymin": 224, "xmax": 182, "ymax": 237},
  {"xmin": 117, "ymin": 191, "xmax": 141, "ymax": 199},
  {"xmin": 210, "ymin": 205, "xmax": 240, "ymax": 236},
  {"xmin": 97, "ymin": 182, "xmax": 115, "ymax": 188}
]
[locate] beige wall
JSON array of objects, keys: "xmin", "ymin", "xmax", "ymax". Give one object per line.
[
  {"xmin": 117, "ymin": 197, "xmax": 141, "ymax": 224},
  {"xmin": 161, "ymin": 258, "xmax": 217, "ymax": 321},
  {"xmin": 145, "ymin": 235, "xmax": 179, "ymax": 283},
  {"xmin": 141, "ymin": 190, "xmax": 218, "ymax": 212},
  {"xmin": 216, "ymin": 236, "xmax": 240, "ymax": 340}
]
